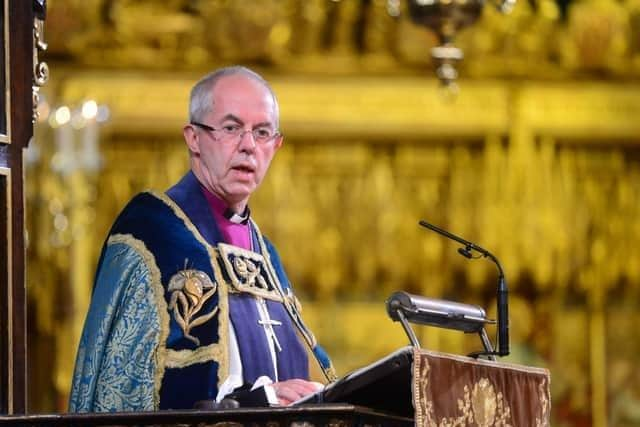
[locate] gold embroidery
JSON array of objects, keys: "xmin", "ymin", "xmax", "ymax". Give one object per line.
[
  {"xmin": 536, "ymin": 378, "xmax": 551, "ymax": 427},
  {"xmin": 214, "ymin": 253, "xmax": 230, "ymax": 386},
  {"xmin": 218, "ymin": 243, "xmax": 284, "ymax": 302},
  {"xmin": 147, "ymin": 192, "xmax": 230, "ymax": 387},
  {"xmin": 459, "ymin": 385, "xmax": 474, "ymax": 425},
  {"xmin": 414, "ymin": 347, "xmax": 432, "ymax": 427},
  {"xmin": 471, "ymin": 379, "xmax": 497, "ymax": 427},
  {"xmin": 414, "ymin": 351, "xmax": 517, "ymax": 427},
  {"xmin": 233, "ymin": 257, "xmax": 267, "ymax": 288},
  {"xmin": 165, "ymin": 343, "xmax": 226, "ymax": 369},
  {"xmin": 168, "ymin": 269, "xmax": 218, "ymax": 346},
  {"xmin": 107, "ymin": 233, "xmax": 169, "ymax": 409}
]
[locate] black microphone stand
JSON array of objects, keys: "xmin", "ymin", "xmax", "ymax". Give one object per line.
[{"xmin": 419, "ymin": 220, "xmax": 510, "ymax": 357}]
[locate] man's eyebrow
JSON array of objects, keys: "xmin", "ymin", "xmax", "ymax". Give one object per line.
[
  {"xmin": 253, "ymin": 121, "xmax": 274, "ymax": 129},
  {"xmin": 220, "ymin": 114, "xmax": 274, "ymax": 129},
  {"xmin": 220, "ymin": 114, "xmax": 243, "ymax": 124}
]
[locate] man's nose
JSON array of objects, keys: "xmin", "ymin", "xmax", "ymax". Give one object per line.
[{"xmin": 237, "ymin": 129, "xmax": 256, "ymax": 152}]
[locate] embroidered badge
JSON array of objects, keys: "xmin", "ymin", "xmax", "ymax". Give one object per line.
[
  {"xmin": 168, "ymin": 269, "xmax": 218, "ymax": 346},
  {"xmin": 217, "ymin": 243, "xmax": 284, "ymax": 302}
]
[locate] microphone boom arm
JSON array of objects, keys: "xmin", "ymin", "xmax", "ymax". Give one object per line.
[{"xmin": 418, "ymin": 220, "xmax": 510, "ymax": 357}]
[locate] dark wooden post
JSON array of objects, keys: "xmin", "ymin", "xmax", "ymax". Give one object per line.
[{"xmin": 1, "ymin": 0, "xmax": 46, "ymax": 414}]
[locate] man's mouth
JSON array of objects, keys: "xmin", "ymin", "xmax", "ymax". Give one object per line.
[{"xmin": 231, "ymin": 164, "xmax": 256, "ymax": 174}]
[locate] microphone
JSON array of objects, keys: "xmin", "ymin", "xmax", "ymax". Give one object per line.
[
  {"xmin": 418, "ymin": 220, "xmax": 509, "ymax": 357},
  {"xmin": 457, "ymin": 247, "xmax": 473, "ymax": 259}
]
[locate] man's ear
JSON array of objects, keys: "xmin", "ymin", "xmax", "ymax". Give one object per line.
[
  {"xmin": 183, "ymin": 124, "xmax": 200, "ymax": 154},
  {"xmin": 274, "ymin": 134, "xmax": 284, "ymax": 150}
]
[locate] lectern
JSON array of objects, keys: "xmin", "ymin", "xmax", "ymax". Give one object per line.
[
  {"xmin": 298, "ymin": 346, "xmax": 551, "ymax": 426},
  {"xmin": 0, "ymin": 346, "xmax": 550, "ymax": 426}
]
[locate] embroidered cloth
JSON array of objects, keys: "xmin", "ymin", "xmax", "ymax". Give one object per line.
[{"xmin": 413, "ymin": 349, "xmax": 551, "ymax": 427}]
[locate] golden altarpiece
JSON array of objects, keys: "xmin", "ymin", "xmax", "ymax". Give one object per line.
[{"xmin": 22, "ymin": 1, "xmax": 640, "ymax": 426}]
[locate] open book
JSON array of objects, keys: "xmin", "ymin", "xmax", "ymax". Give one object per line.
[{"xmin": 293, "ymin": 346, "xmax": 414, "ymax": 418}]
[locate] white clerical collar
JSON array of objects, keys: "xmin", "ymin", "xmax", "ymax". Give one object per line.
[{"xmin": 223, "ymin": 206, "xmax": 251, "ymax": 225}]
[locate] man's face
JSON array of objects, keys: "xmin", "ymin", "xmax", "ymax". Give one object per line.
[{"xmin": 184, "ymin": 75, "xmax": 282, "ymax": 210}]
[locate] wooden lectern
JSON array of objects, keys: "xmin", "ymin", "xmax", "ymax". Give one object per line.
[
  {"xmin": 1, "ymin": 346, "xmax": 550, "ymax": 426},
  {"xmin": 297, "ymin": 346, "xmax": 551, "ymax": 426}
]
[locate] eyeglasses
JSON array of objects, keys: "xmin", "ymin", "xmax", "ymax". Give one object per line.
[{"xmin": 191, "ymin": 121, "xmax": 281, "ymax": 144}]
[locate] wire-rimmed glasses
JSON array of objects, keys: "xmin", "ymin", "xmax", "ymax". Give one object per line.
[{"xmin": 191, "ymin": 121, "xmax": 281, "ymax": 144}]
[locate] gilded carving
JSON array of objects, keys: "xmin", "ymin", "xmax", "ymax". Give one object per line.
[
  {"xmin": 209, "ymin": 423, "xmax": 244, "ymax": 427},
  {"xmin": 560, "ymin": 0, "xmax": 629, "ymax": 70},
  {"xmin": 24, "ymin": 3, "xmax": 640, "ymax": 423},
  {"xmin": 32, "ymin": 6, "xmax": 49, "ymax": 123},
  {"xmin": 42, "ymin": 0, "xmax": 640, "ymax": 80}
]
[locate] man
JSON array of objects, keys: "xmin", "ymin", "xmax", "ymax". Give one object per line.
[{"xmin": 69, "ymin": 66, "xmax": 335, "ymax": 412}]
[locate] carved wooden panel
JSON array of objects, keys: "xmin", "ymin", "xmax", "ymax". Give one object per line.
[
  {"xmin": 0, "ymin": 0, "xmax": 34, "ymax": 414},
  {"xmin": 0, "ymin": 168, "xmax": 9, "ymax": 413},
  {"xmin": 0, "ymin": 0, "xmax": 8, "ymax": 141}
]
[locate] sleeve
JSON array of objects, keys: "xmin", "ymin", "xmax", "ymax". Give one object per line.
[{"xmin": 69, "ymin": 241, "xmax": 163, "ymax": 412}]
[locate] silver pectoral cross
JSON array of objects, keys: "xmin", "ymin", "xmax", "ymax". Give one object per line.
[{"xmin": 257, "ymin": 300, "xmax": 283, "ymax": 352}]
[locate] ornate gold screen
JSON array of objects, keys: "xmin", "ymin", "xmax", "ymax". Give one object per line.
[{"xmin": 25, "ymin": 1, "xmax": 640, "ymax": 426}]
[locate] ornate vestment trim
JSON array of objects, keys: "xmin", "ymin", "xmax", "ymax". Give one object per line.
[
  {"xmin": 165, "ymin": 343, "xmax": 227, "ymax": 369},
  {"xmin": 107, "ymin": 233, "xmax": 169, "ymax": 408},
  {"xmin": 150, "ymin": 191, "xmax": 214, "ymax": 251},
  {"xmin": 144, "ymin": 191, "xmax": 230, "ymax": 386},
  {"xmin": 218, "ymin": 242, "xmax": 286, "ymax": 302}
]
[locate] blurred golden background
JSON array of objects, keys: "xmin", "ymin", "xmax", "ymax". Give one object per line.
[{"xmin": 25, "ymin": 1, "xmax": 640, "ymax": 426}]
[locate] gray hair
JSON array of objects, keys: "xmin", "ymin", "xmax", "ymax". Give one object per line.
[{"xmin": 188, "ymin": 65, "xmax": 279, "ymax": 127}]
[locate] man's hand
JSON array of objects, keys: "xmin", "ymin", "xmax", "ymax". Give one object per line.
[{"xmin": 270, "ymin": 379, "xmax": 324, "ymax": 406}]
